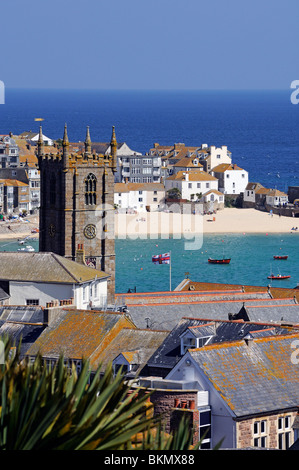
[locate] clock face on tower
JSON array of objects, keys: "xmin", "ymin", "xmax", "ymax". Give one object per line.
[
  {"xmin": 83, "ymin": 224, "xmax": 97, "ymax": 239},
  {"xmin": 48, "ymin": 223, "xmax": 56, "ymax": 237}
]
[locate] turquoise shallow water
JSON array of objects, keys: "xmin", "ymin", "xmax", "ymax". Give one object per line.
[
  {"xmin": 115, "ymin": 233, "xmax": 299, "ymax": 293},
  {"xmin": 1, "ymin": 233, "xmax": 298, "ymax": 294}
]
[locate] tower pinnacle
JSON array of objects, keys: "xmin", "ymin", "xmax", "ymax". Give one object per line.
[
  {"xmin": 62, "ymin": 123, "xmax": 69, "ymax": 167},
  {"xmin": 110, "ymin": 125, "xmax": 117, "ymax": 172},
  {"xmin": 37, "ymin": 125, "xmax": 44, "ymax": 158},
  {"xmin": 84, "ymin": 126, "xmax": 92, "ymax": 156}
]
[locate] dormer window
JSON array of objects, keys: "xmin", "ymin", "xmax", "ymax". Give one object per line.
[
  {"xmin": 180, "ymin": 328, "xmax": 212, "ymax": 355},
  {"xmin": 112, "ymin": 351, "xmax": 139, "ymax": 376}
]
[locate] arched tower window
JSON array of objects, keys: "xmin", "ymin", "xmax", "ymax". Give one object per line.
[{"xmin": 84, "ymin": 173, "xmax": 97, "ymax": 205}]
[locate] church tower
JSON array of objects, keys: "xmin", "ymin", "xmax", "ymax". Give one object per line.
[{"xmin": 37, "ymin": 125, "xmax": 117, "ymax": 305}]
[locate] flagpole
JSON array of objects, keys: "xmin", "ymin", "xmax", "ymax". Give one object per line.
[{"xmin": 169, "ymin": 250, "xmax": 172, "ymax": 291}]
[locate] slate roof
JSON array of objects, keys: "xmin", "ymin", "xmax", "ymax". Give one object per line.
[
  {"xmin": 89, "ymin": 327, "xmax": 168, "ymax": 373},
  {"xmin": 147, "ymin": 317, "xmax": 295, "ymax": 370},
  {"xmin": 240, "ymin": 303, "xmax": 299, "ymax": 324},
  {"xmin": 122, "ymin": 295, "xmax": 276, "ymax": 331},
  {"xmin": 175, "ymin": 278, "xmax": 299, "ymax": 303},
  {"xmin": 0, "ymin": 305, "xmax": 45, "ymax": 325},
  {"xmin": 0, "ymin": 252, "xmax": 109, "ymax": 284},
  {"xmin": 189, "ymin": 333, "xmax": 299, "ymax": 417},
  {"xmin": 0, "ymin": 306, "xmax": 47, "ymax": 356},
  {"xmin": 25, "ymin": 309, "xmax": 136, "ymax": 362},
  {"xmin": 0, "ymin": 322, "xmax": 46, "ymax": 357}
]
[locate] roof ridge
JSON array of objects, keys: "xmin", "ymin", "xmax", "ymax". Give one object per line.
[{"xmin": 51, "ymin": 253, "xmax": 80, "ymax": 283}]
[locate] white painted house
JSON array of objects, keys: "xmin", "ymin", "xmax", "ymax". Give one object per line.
[
  {"xmin": 165, "ymin": 170, "xmax": 218, "ymax": 201},
  {"xmin": 265, "ymin": 189, "xmax": 288, "ymax": 207},
  {"xmin": 0, "ymin": 252, "xmax": 109, "ymax": 310},
  {"xmin": 114, "ymin": 183, "xmax": 165, "ymax": 212},
  {"xmin": 212, "ymin": 163, "xmax": 248, "ymax": 195}
]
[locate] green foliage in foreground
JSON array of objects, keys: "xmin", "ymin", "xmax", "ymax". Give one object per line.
[{"xmin": 0, "ymin": 336, "xmax": 201, "ymax": 450}]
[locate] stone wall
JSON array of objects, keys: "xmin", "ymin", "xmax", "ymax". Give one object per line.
[{"xmin": 236, "ymin": 411, "xmax": 297, "ymax": 449}]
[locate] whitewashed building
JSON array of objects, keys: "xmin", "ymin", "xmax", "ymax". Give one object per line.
[
  {"xmin": 165, "ymin": 170, "xmax": 218, "ymax": 201},
  {"xmin": 114, "ymin": 182, "xmax": 165, "ymax": 212},
  {"xmin": 212, "ymin": 163, "xmax": 248, "ymax": 195},
  {"xmin": 265, "ymin": 189, "xmax": 288, "ymax": 207},
  {"xmin": 0, "ymin": 252, "xmax": 109, "ymax": 309}
]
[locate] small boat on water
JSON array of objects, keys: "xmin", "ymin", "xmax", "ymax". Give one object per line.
[
  {"xmin": 208, "ymin": 258, "xmax": 231, "ymax": 264},
  {"xmin": 17, "ymin": 245, "xmax": 35, "ymax": 252},
  {"xmin": 273, "ymin": 255, "xmax": 288, "ymax": 260},
  {"xmin": 267, "ymin": 274, "xmax": 291, "ymax": 280}
]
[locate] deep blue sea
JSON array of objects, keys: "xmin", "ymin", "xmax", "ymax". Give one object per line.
[{"xmin": 0, "ymin": 88, "xmax": 298, "ymax": 293}]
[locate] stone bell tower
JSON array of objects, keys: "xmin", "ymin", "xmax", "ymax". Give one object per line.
[{"xmin": 37, "ymin": 124, "xmax": 117, "ymax": 305}]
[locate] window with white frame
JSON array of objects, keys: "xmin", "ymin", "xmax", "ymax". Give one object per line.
[
  {"xmin": 253, "ymin": 419, "xmax": 267, "ymax": 448},
  {"xmin": 278, "ymin": 415, "xmax": 292, "ymax": 449},
  {"xmin": 180, "ymin": 331, "xmax": 212, "ymax": 355}
]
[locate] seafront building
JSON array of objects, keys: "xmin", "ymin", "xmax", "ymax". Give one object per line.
[
  {"xmin": 165, "ymin": 170, "xmax": 219, "ymax": 202},
  {"xmin": 212, "ymin": 163, "xmax": 248, "ymax": 195},
  {"xmin": 114, "ymin": 182, "xmax": 165, "ymax": 212}
]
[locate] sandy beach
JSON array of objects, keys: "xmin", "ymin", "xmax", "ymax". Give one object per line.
[
  {"xmin": 0, "ymin": 215, "xmax": 39, "ymax": 240},
  {"xmin": 115, "ymin": 208, "xmax": 299, "ymax": 238},
  {"xmin": 0, "ymin": 209, "xmax": 298, "ymax": 241}
]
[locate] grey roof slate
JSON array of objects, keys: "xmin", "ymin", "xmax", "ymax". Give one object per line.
[
  {"xmin": 0, "ymin": 306, "xmax": 45, "ymax": 326},
  {"xmin": 147, "ymin": 317, "xmax": 294, "ymax": 370},
  {"xmin": 126, "ymin": 297, "xmax": 297, "ymax": 331},
  {"xmin": 189, "ymin": 333, "xmax": 299, "ymax": 417},
  {"xmin": 0, "ymin": 322, "xmax": 46, "ymax": 357},
  {"xmin": 241, "ymin": 304, "xmax": 299, "ymax": 324}
]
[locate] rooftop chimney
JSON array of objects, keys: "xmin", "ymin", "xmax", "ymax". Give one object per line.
[{"xmin": 76, "ymin": 244, "xmax": 86, "ymax": 265}]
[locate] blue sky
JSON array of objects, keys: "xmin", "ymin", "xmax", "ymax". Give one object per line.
[{"xmin": 1, "ymin": 0, "xmax": 298, "ymax": 90}]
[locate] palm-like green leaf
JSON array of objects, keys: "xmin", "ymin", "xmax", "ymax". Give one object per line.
[{"xmin": 0, "ymin": 335, "xmax": 217, "ymax": 450}]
